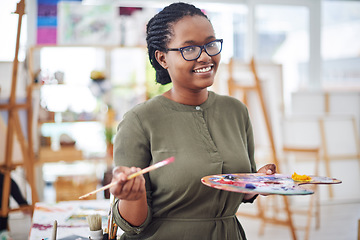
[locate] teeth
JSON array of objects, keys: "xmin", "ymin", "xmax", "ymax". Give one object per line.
[{"xmin": 194, "ymin": 66, "xmax": 211, "ymax": 73}]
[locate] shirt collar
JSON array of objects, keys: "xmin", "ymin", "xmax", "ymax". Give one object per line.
[{"xmin": 156, "ymin": 91, "xmax": 216, "ymax": 112}]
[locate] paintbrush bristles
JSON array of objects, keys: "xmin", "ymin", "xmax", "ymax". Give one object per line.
[{"xmin": 86, "ymin": 214, "xmax": 102, "ymax": 231}]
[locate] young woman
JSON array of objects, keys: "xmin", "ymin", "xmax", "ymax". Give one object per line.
[{"xmin": 110, "ymin": 3, "xmax": 276, "ymax": 239}]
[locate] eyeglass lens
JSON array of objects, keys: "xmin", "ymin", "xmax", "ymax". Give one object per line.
[{"xmin": 182, "ymin": 40, "xmax": 222, "ymax": 60}]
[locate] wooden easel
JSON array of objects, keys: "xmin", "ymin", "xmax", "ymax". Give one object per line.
[
  {"xmin": 228, "ymin": 58, "xmax": 297, "ymax": 240},
  {"xmin": 0, "ymin": 0, "xmax": 38, "ymax": 219}
]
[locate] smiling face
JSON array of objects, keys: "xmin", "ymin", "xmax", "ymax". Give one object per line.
[{"xmin": 155, "ymin": 15, "xmax": 221, "ymax": 96}]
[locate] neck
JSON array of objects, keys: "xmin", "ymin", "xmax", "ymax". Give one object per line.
[{"xmin": 163, "ymin": 89, "xmax": 209, "ymax": 106}]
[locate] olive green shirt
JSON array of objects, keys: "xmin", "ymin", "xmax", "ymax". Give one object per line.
[{"xmin": 113, "ymin": 91, "xmax": 257, "ymax": 240}]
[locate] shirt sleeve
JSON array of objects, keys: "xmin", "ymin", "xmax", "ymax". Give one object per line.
[
  {"xmin": 112, "ymin": 110, "xmax": 153, "ymax": 234},
  {"xmin": 112, "ymin": 199, "xmax": 153, "ymax": 235}
]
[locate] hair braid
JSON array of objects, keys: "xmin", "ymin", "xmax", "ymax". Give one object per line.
[{"xmin": 146, "ymin": 2, "xmax": 209, "ymax": 85}]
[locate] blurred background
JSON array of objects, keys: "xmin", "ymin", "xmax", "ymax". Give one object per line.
[{"xmin": 0, "ymin": 0, "xmax": 359, "ymax": 239}]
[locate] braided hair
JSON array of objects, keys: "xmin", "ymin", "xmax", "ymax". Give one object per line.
[{"xmin": 146, "ymin": 2, "xmax": 209, "ymax": 85}]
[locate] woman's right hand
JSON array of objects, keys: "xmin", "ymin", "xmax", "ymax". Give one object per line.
[{"xmin": 109, "ymin": 166, "xmax": 146, "ymax": 201}]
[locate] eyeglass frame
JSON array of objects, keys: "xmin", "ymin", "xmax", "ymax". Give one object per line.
[{"xmin": 166, "ymin": 39, "xmax": 223, "ymax": 61}]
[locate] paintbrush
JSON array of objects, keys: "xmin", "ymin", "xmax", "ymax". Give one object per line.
[
  {"xmin": 79, "ymin": 156, "xmax": 175, "ymax": 199},
  {"xmin": 51, "ymin": 220, "xmax": 57, "ymax": 240},
  {"xmin": 107, "ymin": 195, "xmax": 115, "ymax": 240},
  {"xmin": 110, "ymin": 223, "xmax": 118, "ymax": 240},
  {"xmin": 86, "ymin": 214, "xmax": 103, "ymax": 240}
]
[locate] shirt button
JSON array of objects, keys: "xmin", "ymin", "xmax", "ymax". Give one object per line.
[{"xmin": 195, "ymin": 106, "xmax": 201, "ymax": 110}]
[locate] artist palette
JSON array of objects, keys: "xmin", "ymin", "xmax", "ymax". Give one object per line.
[{"xmin": 201, "ymin": 173, "xmax": 342, "ymax": 195}]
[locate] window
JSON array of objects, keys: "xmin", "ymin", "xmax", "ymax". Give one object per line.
[
  {"xmin": 254, "ymin": 4, "xmax": 310, "ymax": 109},
  {"xmin": 204, "ymin": 3, "xmax": 248, "ymax": 62},
  {"xmin": 322, "ymin": 0, "xmax": 360, "ymax": 88},
  {"xmin": 0, "ymin": 0, "xmax": 27, "ymax": 62}
]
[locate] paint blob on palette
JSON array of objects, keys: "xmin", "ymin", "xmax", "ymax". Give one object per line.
[{"xmin": 201, "ymin": 173, "xmax": 342, "ymax": 195}]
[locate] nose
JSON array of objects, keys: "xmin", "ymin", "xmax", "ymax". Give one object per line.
[{"xmin": 197, "ymin": 48, "xmax": 211, "ymax": 62}]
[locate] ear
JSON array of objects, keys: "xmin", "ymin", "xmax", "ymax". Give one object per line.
[{"xmin": 155, "ymin": 50, "xmax": 168, "ymax": 69}]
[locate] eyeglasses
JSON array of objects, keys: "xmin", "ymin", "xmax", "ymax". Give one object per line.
[{"xmin": 167, "ymin": 39, "xmax": 223, "ymax": 61}]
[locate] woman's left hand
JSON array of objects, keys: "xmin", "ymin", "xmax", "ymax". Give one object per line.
[
  {"xmin": 243, "ymin": 163, "xmax": 277, "ymax": 200},
  {"xmin": 257, "ymin": 163, "xmax": 277, "ymax": 175}
]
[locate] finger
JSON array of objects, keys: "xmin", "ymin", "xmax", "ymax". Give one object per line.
[
  {"xmin": 111, "ymin": 166, "xmax": 144, "ymax": 199},
  {"xmin": 110, "ymin": 169, "xmax": 131, "ymax": 197},
  {"xmin": 112, "ymin": 166, "xmax": 128, "ymax": 175},
  {"xmin": 109, "ymin": 176, "xmax": 125, "ymax": 196},
  {"xmin": 123, "ymin": 168, "xmax": 144, "ymax": 199},
  {"xmin": 269, "ymin": 164, "xmax": 276, "ymax": 173},
  {"xmin": 266, "ymin": 164, "xmax": 277, "ymax": 174},
  {"xmin": 130, "ymin": 167, "xmax": 138, "ymax": 173},
  {"xmin": 126, "ymin": 168, "xmax": 142, "ymax": 189},
  {"xmin": 113, "ymin": 166, "xmax": 137, "ymax": 182},
  {"xmin": 121, "ymin": 177, "xmax": 136, "ymax": 198},
  {"xmin": 112, "ymin": 170, "xmax": 127, "ymax": 183},
  {"xmin": 132, "ymin": 170, "xmax": 145, "ymax": 193}
]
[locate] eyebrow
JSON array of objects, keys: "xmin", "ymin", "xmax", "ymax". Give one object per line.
[{"xmin": 181, "ymin": 36, "xmax": 216, "ymax": 46}]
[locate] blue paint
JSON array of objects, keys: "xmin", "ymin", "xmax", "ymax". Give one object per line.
[{"xmin": 245, "ymin": 183, "xmax": 256, "ymax": 189}]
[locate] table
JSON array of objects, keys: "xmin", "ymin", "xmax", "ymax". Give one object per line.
[{"xmin": 29, "ymin": 200, "xmax": 123, "ymax": 240}]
